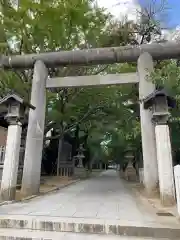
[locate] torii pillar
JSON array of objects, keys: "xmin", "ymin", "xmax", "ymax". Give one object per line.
[
  {"xmin": 138, "ymin": 53, "xmax": 159, "ymax": 196},
  {"xmin": 21, "ymin": 61, "xmax": 48, "ymax": 197}
]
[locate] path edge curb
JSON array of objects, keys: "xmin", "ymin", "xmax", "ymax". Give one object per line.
[{"xmin": 0, "ymin": 179, "xmax": 81, "ymax": 206}]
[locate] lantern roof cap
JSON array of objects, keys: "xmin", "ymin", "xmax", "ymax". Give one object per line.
[
  {"xmin": 143, "ymin": 89, "xmax": 176, "ymax": 109},
  {"xmin": 0, "ymin": 93, "xmax": 35, "ymax": 110}
]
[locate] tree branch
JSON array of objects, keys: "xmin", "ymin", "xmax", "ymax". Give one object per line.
[{"xmin": 44, "ymin": 105, "xmax": 104, "ymax": 141}]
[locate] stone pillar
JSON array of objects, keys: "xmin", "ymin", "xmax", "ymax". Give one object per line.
[
  {"xmin": 174, "ymin": 165, "xmax": 180, "ymax": 215},
  {"xmin": 139, "ymin": 168, "xmax": 144, "ymax": 184},
  {"xmin": 21, "ymin": 60, "xmax": 48, "ymax": 197},
  {"xmin": 138, "ymin": 53, "xmax": 158, "ymax": 195},
  {"xmin": 77, "ymin": 157, "xmax": 83, "ymax": 168},
  {"xmin": 155, "ymin": 123, "xmax": 175, "ymax": 206},
  {"xmin": 0, "ymin": 121, "xmax": 22, "ymax": 201}
]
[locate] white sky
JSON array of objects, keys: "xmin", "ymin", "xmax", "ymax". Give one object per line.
[
  {"xmin": 97, "ymin": 0, "xmax": 180, "ymax": 41},
  {"xmin": 97, "ymin": 0, "xmax": 141, "ymax": 23}
]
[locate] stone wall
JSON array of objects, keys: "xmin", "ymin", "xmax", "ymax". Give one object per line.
[{"xmin": 0, "ymin": 127, "xmax": 7, "ymax": 146}]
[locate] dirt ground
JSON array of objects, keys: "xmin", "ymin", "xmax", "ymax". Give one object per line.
[
  {"xmin": 15, "ymin": 176, "xmax": 77, "ymax": 201},
  {"xmin": 130, "ymin": 182, "xmax": 179, "ymax": 220}
]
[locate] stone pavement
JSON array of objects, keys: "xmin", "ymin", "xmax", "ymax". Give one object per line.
[
  {"xmin": 0, "ymin": 170, "xmax": 179, "ymax": 239},
  {"xmin": 0, "ymin": 170, "xmax": 157, "ymax": 221}
]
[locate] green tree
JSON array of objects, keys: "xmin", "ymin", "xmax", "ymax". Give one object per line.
[{"xmin": 0, "ymin": 0, "xmax": 170, "ymax": 172}]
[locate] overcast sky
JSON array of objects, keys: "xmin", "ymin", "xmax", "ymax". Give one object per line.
[{"xmin": 97, "ymin": 0, "xmax": 140, "ymax": 22}]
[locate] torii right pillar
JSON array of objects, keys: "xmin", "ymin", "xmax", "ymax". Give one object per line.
[{"xmin": 138, "ymin": 53, "xmax": 159, "ymax": 196}]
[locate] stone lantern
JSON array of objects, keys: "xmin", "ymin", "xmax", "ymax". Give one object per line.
[
  {"xmin": 143, "ymin": 89, "xmax": 176, "ymax": 206},
  {"xmin": 124, "ymin": 148, "xmax": 134, "ymax": 160},
  {"xmin": 0, "ymin": 94, "xmax": 35, "ymax": 122},
  {"xmin": 143, "ymin": 89, "xmax": 176, "ymax": 124},
  {"xmin": 123, "ymin": 148, "xmax": 136, "ymax": 181},
  {"xmin": 0, "ymin": 94, "xmax": 35, "ymax": 201},
  {"xmin": 76, "ymin": 144, "xmax": 85, "ymax": 168}
]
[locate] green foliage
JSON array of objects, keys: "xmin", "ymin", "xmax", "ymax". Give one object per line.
[
  {"xmin": 0, "ymin": 0, "xmax": 110, "ymax": 96},
  {"xmin": 151, "ymin": 61, "xmax": 180, "ymax": 96},
  {"xmin": 0, "ymin": 0, "xmax": 159, "ymax": 166}
]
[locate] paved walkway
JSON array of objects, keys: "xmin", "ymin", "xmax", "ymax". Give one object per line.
[{"xmin": 0, "ymin": 170, "xmax": 158, "ymax": 223}]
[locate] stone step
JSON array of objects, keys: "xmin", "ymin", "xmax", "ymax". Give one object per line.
[
  {"xmin": 0, "ymin": 215, "xmax": 179, "ymax": 239},
  {"xmin": 0, "ymin": 229, "xmax": 170, "ymax": 240}
]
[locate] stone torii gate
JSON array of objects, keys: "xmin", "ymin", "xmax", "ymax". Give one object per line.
[{"xmin": 1, "ymin": 41, "xmax": 179, "ymax": 205}]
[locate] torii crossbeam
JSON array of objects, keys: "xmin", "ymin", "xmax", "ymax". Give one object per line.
[{"xmin": 1, "ymin": 41, "xmax": 180, "ymax": 69}]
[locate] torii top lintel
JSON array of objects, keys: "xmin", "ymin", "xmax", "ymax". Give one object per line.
[{"xmin": 1, "ymin": 41, "xmax": 180, "ymax": 69}]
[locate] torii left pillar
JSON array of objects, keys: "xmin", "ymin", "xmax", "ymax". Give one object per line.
[{"xmin": 21, "ymin": 61, "xmax": 48, "ymax": 197}]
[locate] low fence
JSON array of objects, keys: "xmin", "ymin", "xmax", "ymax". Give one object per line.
[
  {"xmin": 0, "ymin": 146, "xmax": 25, "ymax": 165},
  {"xmin": 57, "ymin": 141, "xmax": 75, "ymax": 177},
  {"xmin": 0, "ymin": 146, "xmax": 5, "ymax": 165},
  {"xmin": 0, "ymin": 144, "xmax": 75, "ymax": 179},
  {"xmin": 57, "ymin": 161, "xmax": 75, "ymax": 177}
]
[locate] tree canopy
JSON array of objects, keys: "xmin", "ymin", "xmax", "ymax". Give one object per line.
[{"xmin": 0, "ymin": 0, "xmax": 179, "ymax": 171}]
